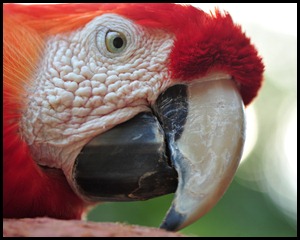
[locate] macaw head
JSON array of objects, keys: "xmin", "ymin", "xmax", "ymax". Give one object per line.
[{"xmin": 4, "ymin": 3, "xmax": 264, "ymax": 231}]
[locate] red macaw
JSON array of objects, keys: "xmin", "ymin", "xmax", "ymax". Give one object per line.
[{"xmin": 3, "ymin": 3, "xmax": 264, "ymax": 231}]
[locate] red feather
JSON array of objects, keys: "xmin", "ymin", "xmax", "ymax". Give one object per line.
[{"xmin": 4, "ymin": 5, "xmax": 85, "ymax": 219}]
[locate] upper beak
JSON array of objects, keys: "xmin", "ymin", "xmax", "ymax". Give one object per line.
[{"xmin": 73, "ymin": 73, "xmax": 245, "ymax": 231}]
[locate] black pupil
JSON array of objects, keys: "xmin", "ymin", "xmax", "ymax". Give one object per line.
[{"xmin": 113, "ymin": 37, "xmax": 124, "ymax": 49}]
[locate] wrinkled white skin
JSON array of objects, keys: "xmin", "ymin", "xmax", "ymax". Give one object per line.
[{"xmin": 20, "ymin": 14, "xmax": 175, "ymax": 193}]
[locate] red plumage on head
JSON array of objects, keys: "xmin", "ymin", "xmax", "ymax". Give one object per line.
[{"xmin": 166, "ymin": 8, "xmax": 264, "ymax": 106}]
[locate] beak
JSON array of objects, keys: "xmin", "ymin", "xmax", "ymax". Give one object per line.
[
  {"xmin": 73, "ymin": 73, "xmax": 245, "ymax": 231},
  {"xmin": 157, "ymin": 76, "xmax": 245, "ymax": 231}
]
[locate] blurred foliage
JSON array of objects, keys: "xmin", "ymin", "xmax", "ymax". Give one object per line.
[{"xmin": 87, "ymin": 178, "xmax": 296, "ymax": 236}]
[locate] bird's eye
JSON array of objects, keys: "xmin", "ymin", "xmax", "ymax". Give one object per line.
[{"xmin": 105, "ymin": 31, "xmax": 127, "ymax": 53}]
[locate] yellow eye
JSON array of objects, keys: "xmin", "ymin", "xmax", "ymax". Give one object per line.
[{"xmin": 105, "ymin": 31, "xmax": 127, "ymax": 53}]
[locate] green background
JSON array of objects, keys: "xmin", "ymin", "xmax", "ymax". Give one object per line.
[{"xmin": 87, "ymin": 179, "xmax": 295, "ymax": 237}]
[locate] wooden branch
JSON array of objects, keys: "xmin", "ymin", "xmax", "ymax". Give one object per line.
[{"xmin": 3, "ymin": 217, "xmax": 185, "ymax": 237}]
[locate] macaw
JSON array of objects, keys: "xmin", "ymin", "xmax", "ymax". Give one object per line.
[{"xmin": 3, "ymin": 3, "xmax": 264, "ymax": 231}]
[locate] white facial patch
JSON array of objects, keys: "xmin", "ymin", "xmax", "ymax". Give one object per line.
[{"xmin": 20, "ymin": 14, "xmax": 174, "ymax": 180}]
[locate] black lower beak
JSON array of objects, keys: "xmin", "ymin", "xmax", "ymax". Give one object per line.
[{"xmin": 74, "ymin": 112, "xmax": 178, "ymax": 202}]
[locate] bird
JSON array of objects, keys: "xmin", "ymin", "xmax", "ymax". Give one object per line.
[{"xmin": 3, "ymin": 3, "xmax": 264, "ymax": 231}]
